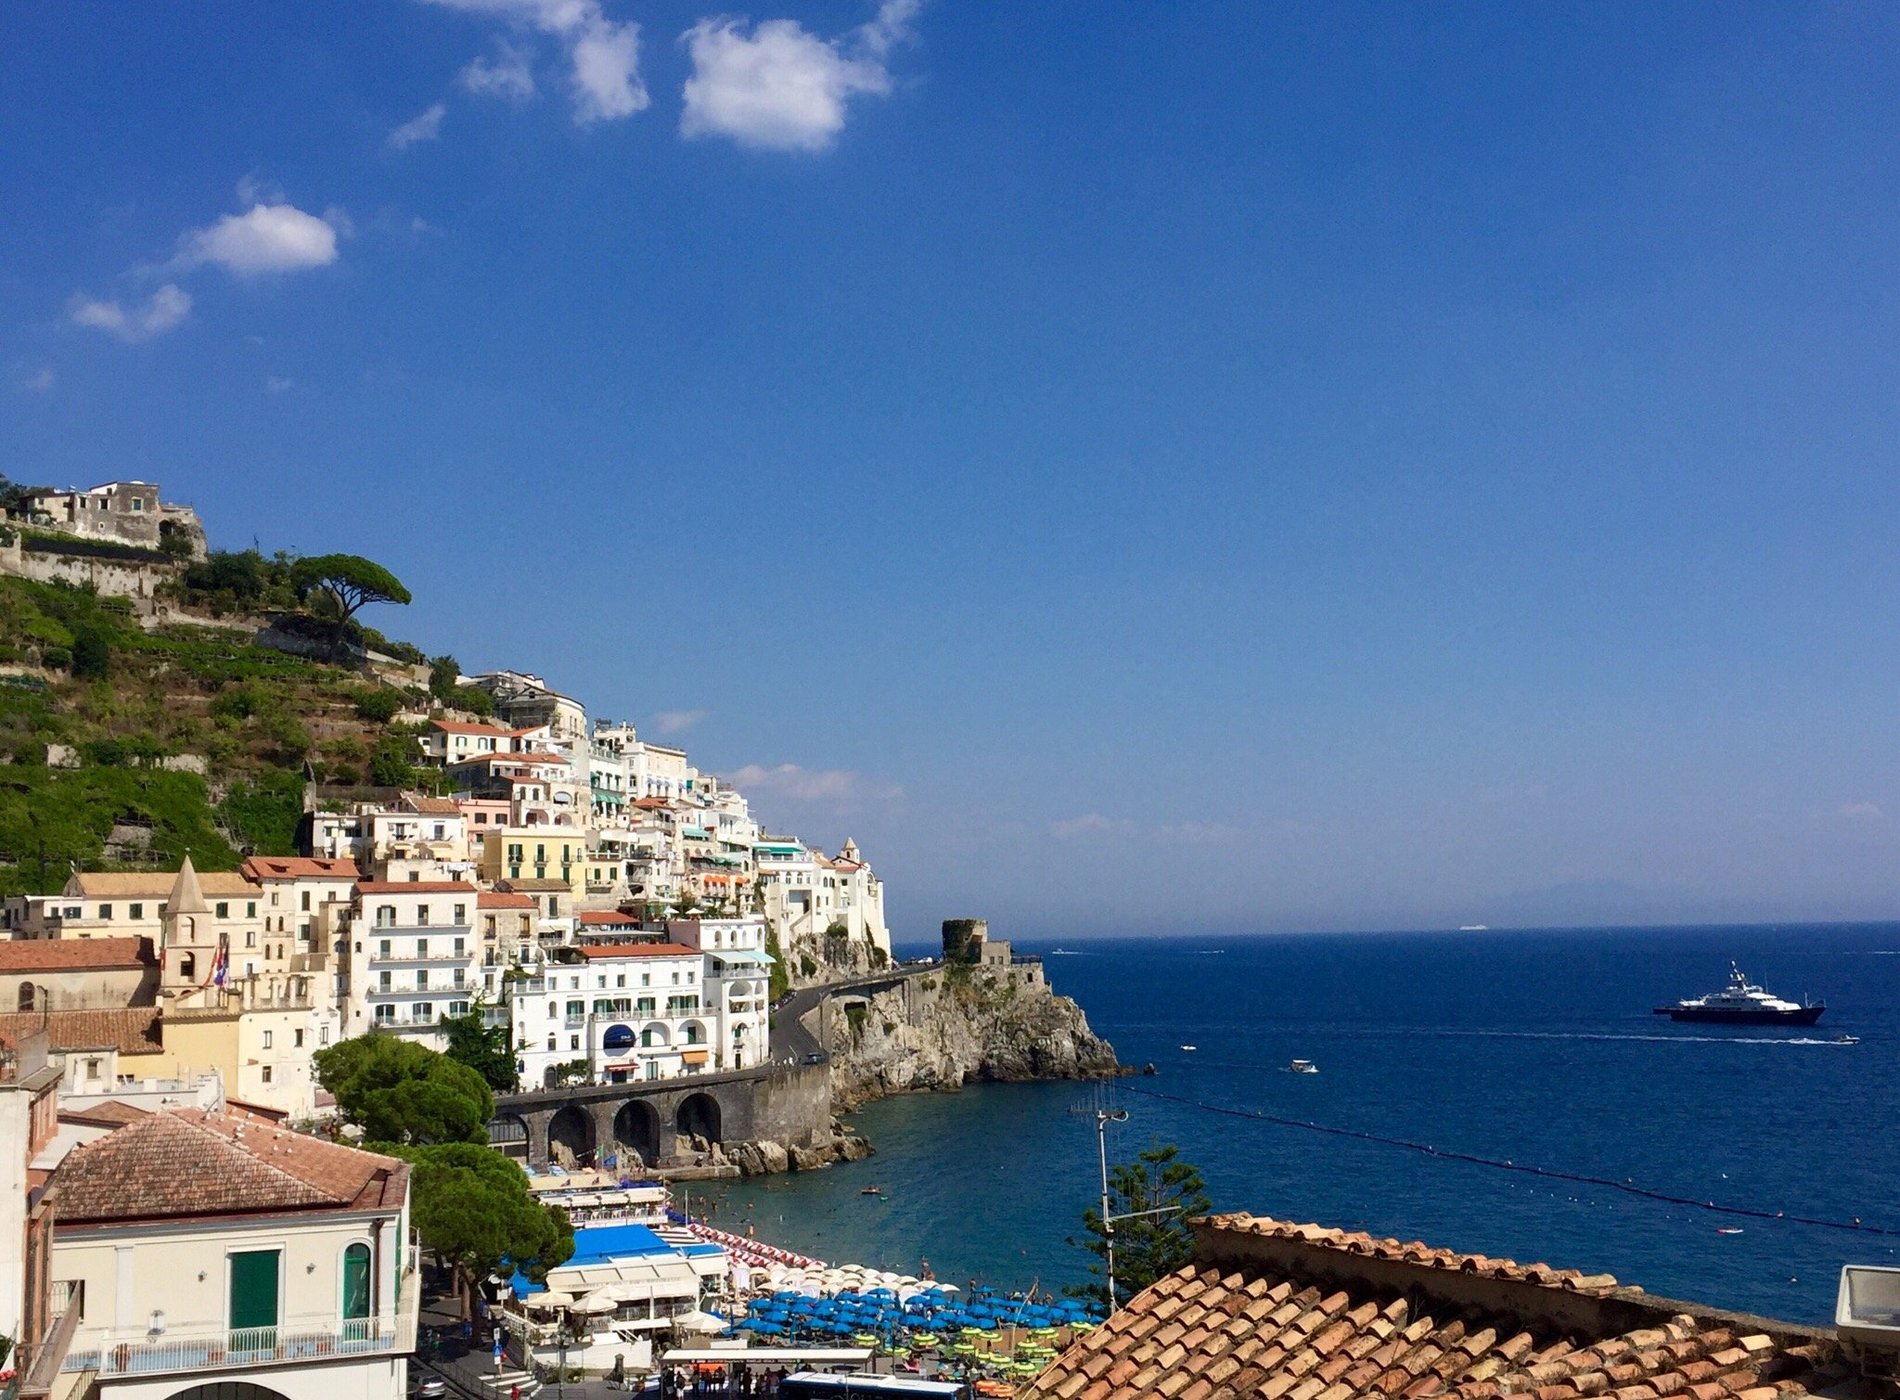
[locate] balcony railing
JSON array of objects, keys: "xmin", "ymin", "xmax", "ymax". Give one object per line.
[
  {"xmin": 64, "ymin": 1300, "xmax": 418, "ymax": 1380},
  {"xmin": 12, "ymin": 1305, "xmax": 82, "ymax": 1400},
  {"xmin": 367, "ymin": 949, "xmax": 473, "ymax": 965}
]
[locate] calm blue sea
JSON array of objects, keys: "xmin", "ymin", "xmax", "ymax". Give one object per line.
[{"xmin": 694, "ymin": 925, "xmax": 1900, "ymax": 1325}]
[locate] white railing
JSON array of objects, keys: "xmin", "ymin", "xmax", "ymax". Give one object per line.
[{"xmin": 66, "ymin": 1298, "xmax": 417, "ymax": 1379}]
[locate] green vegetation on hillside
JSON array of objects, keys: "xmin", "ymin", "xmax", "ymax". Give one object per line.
[{"xmin": 0, "ymin": 563, "xmax": 455, "ymax": 896}]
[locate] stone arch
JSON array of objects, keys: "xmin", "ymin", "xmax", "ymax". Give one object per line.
[
  {"xmin": 681, "ymin": 1020, "xmax": 707, "ymax": 1046},
  {"xmin": 676, "ymin": 1091, "xmax": 721, "ymax": 1145},
  {"xmin": 548, "ymin": 1104, "xmax": 595, "ymax": 1166},
  {"xmin": 613, "ymin": 1099, "xmax": 660, "ymax": 1165},
  {"xmin": 167, "ymin": 1385, "xmax": 294, "ymax": 1400},
  {"xmin": 641, "ymin": 1024, "xmax": 671, "ymax": 1048}
]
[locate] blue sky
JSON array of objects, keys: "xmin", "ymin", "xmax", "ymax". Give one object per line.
[{"xmin": 4, "ymin": 4, "xmax": 1900, "ymax": 938}]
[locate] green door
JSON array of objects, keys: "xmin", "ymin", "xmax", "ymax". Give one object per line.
[{"xmin": 228, "ymin": 1250, "xmax": 281, "ymax": 1336}]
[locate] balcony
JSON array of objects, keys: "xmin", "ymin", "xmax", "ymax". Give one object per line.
[
  {"xmin": 367, "ymin": 948, "xmax": 472, "ymax": 966},
  {"xmin": 65, "ymin": 1280, "xmax": 418, "ymax": 1381}
]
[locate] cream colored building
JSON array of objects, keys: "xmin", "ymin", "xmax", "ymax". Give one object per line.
[
  {"xmin": 0, "ymin": 938, "xmax": 158, "ymax": 1014},
  {"xmin": 51, "ymin": 1107, "xmax": 416, "ymax": 1400}
]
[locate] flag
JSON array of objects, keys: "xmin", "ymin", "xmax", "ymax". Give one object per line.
[{"xmin": 210, "ymin": 934, "xmax": 229, "ymax": 989}]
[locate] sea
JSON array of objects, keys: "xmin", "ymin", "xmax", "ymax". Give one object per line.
[{"xmin": 691, "ymin": 924, "xmax": 1900, "ymax": 1326}]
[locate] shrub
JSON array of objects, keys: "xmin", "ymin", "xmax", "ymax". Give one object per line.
[
  {"xmin": 352, "ymin": 687, "xmax": 403, "ymax": 723},
  {"xmin": 70, "ymin": 626, "xmax": 111, "ymax": 681}
]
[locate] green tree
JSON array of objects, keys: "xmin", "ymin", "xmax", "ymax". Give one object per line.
[
  {"xmin": 367, "ymin": 732, "xmax": 419, "ymax": 788},
  {"xmin": 428, "ymin": 655, "xmax": 461, "ymax": 702},
  {"xmin": 69, "ymin": 625, "xmax": 111, "ymax": 681},
  {"xmin": 1067, "ymin": 1142, "xmax": 1211, "ymax": 1309},
  {"xmin": 439, "ymin": 1001, "xmax": 518, "ymax": 1093},
  {"xmin": 290, "ymin": 553, "xmax": 413, "ymax": 624},
  {"xmin": 314, "ymin": 1034, "xmax": 493, "ymax": 1145},
  {"xmin": 396, "ymin": 1141, "xmax": 574, "ymax": 1300}
]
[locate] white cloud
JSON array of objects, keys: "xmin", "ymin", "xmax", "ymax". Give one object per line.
[
  {"xmin": 1838, "ymin": 801, "xmax": 1884, "ymax": 822},
  {"xmin": 680, "ymin": 0, "xmax": 918, "ymax": 152},
  {"xmin": 1050, "ymin": 812, "xmax": 1137, "ymax": 840},
  {"xmin": 727, "ymin": 762, "xmax": 885, "ymax": 804},
  {"xmin": 652, "ymin": 709, "xmax": 707, "ymax": 736},
  {"xmin": 388, "ymin": 102, "xmax": 447, "ymax": 149},
  {"xmin": 176, "ymin": 203, "xmax": 340, "ymax": 277},
  {"xmin": 22, "ymin": 367, "xmax": 55, "ymax": 392},
  {"xmin": 424, "ymin": 0, "xmax": 647, "ymax": 125},
  {"xmin": 266, "ymin": 376, "xmax": 296, "ymax": 393},
  {"xmin": 69, "ymin": 284, "xmax": 192, "ymax": 342},
  {"xmin": 461, "ymin": 40, "xmax": 538, "ymax": 101}
]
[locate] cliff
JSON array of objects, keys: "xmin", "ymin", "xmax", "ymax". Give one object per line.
[{"xmin": 808, "ymin": 960, "xmax": 1122, "ymax": 1111}]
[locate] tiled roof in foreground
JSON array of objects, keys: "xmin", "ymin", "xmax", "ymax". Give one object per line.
[{"xmin": 1024, "ymin": 1213, "xmax": 1856, "ymax": 1400}]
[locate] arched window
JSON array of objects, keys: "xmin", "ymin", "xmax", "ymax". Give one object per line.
[
  {"xmin": 641, "ymin": 1027, "xmax": 658, "ymax": 1048},
  {"xmin": 180, "ymin": 953, "xmax": 196, "ymax": 981},
  {"xmin": 17, "ymin": 983, "xmax": 35, "ymax": 1012},
  {"xmin": 341, "ymin": 1243, "xmax": 371, "ymax": 1325},
  {"xmin": 684, "ymin": 1023, "xmax": 704, "ymax": 1045}
]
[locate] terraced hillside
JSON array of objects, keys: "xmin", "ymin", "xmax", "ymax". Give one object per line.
[{"xmin": 0, "ymin": 574, "xmax": 443, "ymax": 897}]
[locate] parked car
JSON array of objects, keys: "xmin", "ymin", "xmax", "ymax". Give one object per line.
[
  {"xmin": 413, "ymin": 1374, "xmax": 448, "ymax": 1399},
  {"xmin": 802, "ymin": 1051, "xmax": 826, "ymax": 1065}
]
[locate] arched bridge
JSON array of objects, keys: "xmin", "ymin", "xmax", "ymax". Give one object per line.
[{"xmin": 491, "ymin": 1061, "xmax": 830, "ymax": 1170}]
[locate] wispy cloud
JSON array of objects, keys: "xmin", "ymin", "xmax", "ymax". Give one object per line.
[
  {"xmin": 69, "ymin": 284, "xmax": 192, "ymax": 342},
  {"xmin": 461, "ymin": 40, "xmax": 538, "ymax": 102},
  {"xmin": 21, "ymin": 367, "xmax": 55, "ymax": 392},
  {"xmin": 1050, "ymin": 812, "xmax": 1137, "ymax": 840},
  {"xmin": 1838, "ymin": 801, "xmax": 1883, "ymax": 822},
  {"xmin": 172, "ymin": 202, "xmax": 341, "ymax": 276},
  {"xmin": 679, "ymin": 0, "xmax": 920, "ymax": 152},
  {"xmin": 727, "ymin": 762, "xmax": 900, "ymax": 806},
  {"xmin": 423, "ymin": 0, "xmax": 647, "ymax": 125},
  {"xmin": 265, "ymin": 375, "xmax": 296, "ymax": 393},
  {"xmin": 388, "ymin": 102, "xmax": 448, "ymax": 149},
  {"xmin": 652, "ymin": 709, "xmax": 707, "ymax": 736}
]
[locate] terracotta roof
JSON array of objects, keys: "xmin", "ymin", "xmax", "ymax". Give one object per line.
[
  {"xmin": 576, "ymin": 942, "xmax": 698, "ymax": 959},
  {"xmin": 59, "ymin": 1101, "xmax": 150, "ymax": 1128},
  {"xmin": 0, "ymin": 1007, "xmax": 164, "ymax": 1055},
  {"xmin": 577, "ymin": 910, "xmax": 639, "ymax": 925},
  {"xmin": 1024, "ymin": 1214, "xmax": 1847, "ymax": 1400},
  {"xmin": 431, "ymin": 720, "xmax": 515, "ymax": 737},
  {"xmin": 242, "ymin": 856, "xmax": 360, "ymax": 881},
  {"xmin": 355, "ymin": 880, "xmax": 479, "ymax": 894},
  {"xmin": 65, "ymin": 870, "xmax": 256, "ymax": 898},
  {"xmin": 54, "ymin": 1108, "xmax": 409, "ymax": 1225},
  {"xmin": 0, "ymin": 936, "xmax": 154, "ymax": 971},
  {"xmin": 479, "ymin": 891, "xmax": 537, "ymax": 909},
  {"xmin": 404, "ymin": 795, "xmax": 463, "ymax": 815},
  {"xmin": 500, "ymin": 878, "xmax": 570, "ymax": 893}
]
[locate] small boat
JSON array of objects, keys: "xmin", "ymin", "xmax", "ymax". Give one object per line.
[
  {"xmin": 1459, "ymin": 924, "xmax": 1488, "ymax": 931},
  {"xmin": 1834, "ymin": 1034, "xmax": 1861, "ymax": 1045},
  {"xmin": 1285, "ymin": 1059, "xmax": 1318, "ymax": 1075},
  {"xmin": 1715, "ymin": 1227, "xmax": 1744, "ymax": 1236},
  {"xmin": 860, "ymin": 1185, "xmax": 886, "ymax": 1196},
  {"xmin": 1653, "ymin": 962, "xmax": 1824, "ymax": 1025},
  {"xmin": 1179, "ymin": 1044, "xmax": 1197, "ymax": 1052}
]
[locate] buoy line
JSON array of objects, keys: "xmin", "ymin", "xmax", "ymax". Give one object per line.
[{"xmin": 1117, "ymin": 1083, "xmax": 1898, "ymax": 1238}]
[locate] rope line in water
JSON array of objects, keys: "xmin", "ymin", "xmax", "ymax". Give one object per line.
[{"xmin": 1115, "ymin": 1083, "xmax": 1899, "ymax": 1238}]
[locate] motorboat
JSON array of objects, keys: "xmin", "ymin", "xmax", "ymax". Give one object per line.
[
  {"xmin": 1653, "ymin": 962, "xmax": 1823, "ymax": 1025},
  {"xmin": 1285, "ymin": 1059, "xmax": 1318, "ymax": 1075}
]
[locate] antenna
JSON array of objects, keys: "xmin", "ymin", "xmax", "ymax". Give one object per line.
[{"xmin": 1095, "ymin": 1107, "xmax": 1130, "ymax": 1306}]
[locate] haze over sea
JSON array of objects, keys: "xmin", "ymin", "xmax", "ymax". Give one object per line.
[{"xmin": 701, "ymin": 925, "xmax": 1900, "ymax": 1326}]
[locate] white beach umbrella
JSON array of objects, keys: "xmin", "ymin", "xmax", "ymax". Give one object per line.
[
  {"xmin": 526, "ymin": 1290, "xmax": 577, "ymax": 1309},
  {"xmin": 568, "ymin": 1293, "xmax": 620, "ymax": 1315}
]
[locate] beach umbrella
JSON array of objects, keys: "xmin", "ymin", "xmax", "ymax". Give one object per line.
[{"xmin": 568, "ymin": 1293, "xmax": 619, "ymax": 1315}]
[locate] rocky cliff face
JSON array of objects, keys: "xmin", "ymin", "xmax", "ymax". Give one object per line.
[{"xmin": 811, "ymin": 962, "xmax": 1122, "ymax": 1111}]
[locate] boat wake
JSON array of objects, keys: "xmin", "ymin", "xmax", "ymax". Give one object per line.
[{"xmin": 1408, "ymin": 1029, "xmax": 1853, "ymax": 1047}]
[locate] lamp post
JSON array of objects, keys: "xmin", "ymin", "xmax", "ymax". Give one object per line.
[{"xmin": 1095, "ymin": 1109, "xmax": 1129, "ymax": 1308}]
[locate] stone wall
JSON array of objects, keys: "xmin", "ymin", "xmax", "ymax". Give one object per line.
[{"xmin": 0, "ymin": 535, "xmax": 180, "ymax": 607}]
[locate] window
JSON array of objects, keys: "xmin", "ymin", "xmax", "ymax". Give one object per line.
[
  {"xmin": 453, "ymin": 937, "xmax": 465, "ymax": 955},
  {"xmin": 375, "ymin": 1005, "xmax": 395, "ymax": 1023},
  {"xmin": 301, "ymin": 892, "xmax": 312, "ymax": 912},
  {"xmin": 216, "ymin": 902, "xmax": 229, "ymax": 918},
  {"xmin": 294, "ymin": 1029, "xmax": 305, "ymax": 1048},
  {"xmin": 379, "ymin": 971, "xmax": 392, "ymax": 991},
  {"xmin": 320, "ymin": 1026, "xmax": 330, "ymax": 1045},
  {"xmin": 417, "ymin": 938, "xmax": 429, "ymax": 958},
  {"xmin": 454, "ymin": 904, "xmax": 467, "ymax": 925},
  {"xmin": 247, "ymin": 902, "xmax": 257, "ymax": 918},
  {"xmin": 547, "ymin": 1001, "xmax": 556, "ymax": 1018},
  {"xmin": 99, "ymin": 903, "xmax": 113, "ymax": 920},
  {"xmin": 566, "ymin": 999, "xmax": 584, "ymax": 1020},
  {"xmin": 228, "ymin": 1250, "xmax": 281, "ymax": 1332},
  {"xmin": 245, "ymin": 931, "xmax": 256, "ymax": 948},
  {"xmin": 378, "ymin": 939, "xmax": 391, "ymax": 958},
  {"xmin": 180, "ymin": 953, "xmax": 196, "ymax": 980},
  {"xmin": 17, "ymin": 984, "xmax": 34, "ymax": 1012},
  {"xmin": 342, "ymin": 1244, "xmax": 371, "ymax": 1324},
  {"xmin": 415, "ymin": 970, "xmax": 427, "ymax": 989},
  {"xmin": 261, "ymin": 1065, "xmax": 273, "ymax": 1084},
  {"xmin": 570, "ymin": 1035, "xmax": 580, "ymax": 1050},
  {"xmin": 414, "ymin": 1001, "xmax": 433, "ymax": 1020},
  {"xmin": 375, "ymin": 905, "xmax": 396, "ymax": 929},
  {"xmin": 262, "ymin": 1030, "xmax": 273, "ymax": 1049},
  {"xmin": 129, "ymin": 902, "xmax": 143, "ymax": 919},
  {"xmin": 449, "ymin": 1000, "xmax": 470, "ymax": 1017},
  {"xmin": 417, "ymin": 905, "xmax": 430, "ymax": 927}
]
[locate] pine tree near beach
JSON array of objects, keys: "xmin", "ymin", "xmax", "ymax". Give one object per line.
[{"xmin": 1067, "ymin": 1142, "xmax": 1212, "ymax": 1309}]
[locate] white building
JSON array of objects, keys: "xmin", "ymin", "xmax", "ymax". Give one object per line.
[
  {"xmin": 511, "ymin": 944, "xmax": 713, "ymax": 1090},
  {"xmin": 52, "ymin": 1107, "xmax": 417, "ymax": 1400},
  {"xmin": 664, "ymin": 918, "xmax": 773, "ymax": 1072},
  {"xmin": 341, "ymin": 882, "xmax": 479, "ymax": 1048}
]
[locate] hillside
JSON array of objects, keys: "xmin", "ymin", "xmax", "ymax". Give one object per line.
[{"xmin": 0, "ymin": 570, "xmax": 446, "ymax": 897}]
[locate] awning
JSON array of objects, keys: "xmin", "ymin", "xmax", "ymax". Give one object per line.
[
  {"xmin": 714, "ymin": 949, "xmax": 774, "ymax": 967},
  {"xmin": 680, "ymin": 1050, "xmax": 709, "ymax": 1065},
  {"xmin": 661, "ymin": 1348, "xmax": 874, "ymax": 1365}
]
